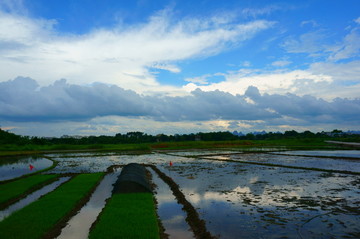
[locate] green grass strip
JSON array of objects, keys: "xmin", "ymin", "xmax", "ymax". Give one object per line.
[
  {"xmin": 0, "ymin": 174, "xmax": 59, "ymax": 209},
  {"xmin": 89, "ymin": 193, "xmax": 160, "ymax": 239},
  {"xmin": 0, "ymin": 173, "xmax": 103, "ymax": 239}
]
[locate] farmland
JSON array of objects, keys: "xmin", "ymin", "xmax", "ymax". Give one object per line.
[{"xmin": 0, "ymin": 146, "xmax": 359, "ymax": 238}]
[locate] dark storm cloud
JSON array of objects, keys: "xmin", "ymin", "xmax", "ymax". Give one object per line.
[
  {"xmin": 245, "ymin": 86, "xmax": 360, "ymax": 124},
  {"xmin": 1, "ymin": 77, "xmax": 360, "ymax": 125},
  {"xmin": 0, "ymin": 77, "xmax": 149, "ymax": 121}
]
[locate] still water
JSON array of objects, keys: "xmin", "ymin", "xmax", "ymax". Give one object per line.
[
  {"xmin": 57, "ymin": 171, "xmax": 121, "ymax": 239},
  {"xmin": 149, "ymin": 167, "xmax": 194, "ymax": 239},
  {"xmin": 0, "ymin": 156, "xmax": 53, "ymax": 181},
  {"xmin": 273, "ymin": 150, "xmax": 360, "ymax": 158},
  {"xmin": 158, "ymin": 160, "xmax": 360, "ymax": 238}
]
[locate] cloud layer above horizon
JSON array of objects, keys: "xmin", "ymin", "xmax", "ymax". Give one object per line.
[{"xmin": 1, "ymin": 77, "xmax": 359, "ymax": 136}]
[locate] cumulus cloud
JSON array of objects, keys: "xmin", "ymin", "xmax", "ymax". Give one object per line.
[
  {"xmin": 1, "ymin": 77, "xmax": 359, "ymax": 128},
  {"xmin": 0, "ymin": 8, "xmax": 274, "ymax": 93},
  {"xmin": 183, "ymin": 69, "xmax": 333, "ymax": 98}
]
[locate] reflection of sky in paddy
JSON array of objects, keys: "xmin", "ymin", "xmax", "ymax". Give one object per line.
[
  {"xmin": 205, "ymin": 153, "xmax": 360, "ymax": 173},
  {"xmin": 0, "ymin": 157, "xmax": 53, "ymax": 181},
  {"xmin": 162, "ymin": 150, "xmax": 240, "ymax": 156},
  {"xmin": 57, "ymin": 171, "xmax": 120, "ymax": 239},
  {"xmin": 148, "ymin": 167, "xmax": 194, "ymax": 239},
  {"xmin": 158, "ymin": 161, "xmax": 360, "ymax": 239},
  {"xmin": 47, "ymin": 153, "xmax": 194, "ymax": 173},
  {"xmin": 272, "ymin": 150, "xmax": 360, "ymax": 158}
]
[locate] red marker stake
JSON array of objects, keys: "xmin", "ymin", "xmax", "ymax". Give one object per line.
[
  {"xmin": 29, "ymin": 164, "xmax": 34, "ymax": 170},
  {"xmin": 169, "ymin": 161, "xmax": 173, "ymax": 166}
]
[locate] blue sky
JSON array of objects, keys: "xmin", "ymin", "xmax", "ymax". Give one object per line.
[{"xmin": 0, "ymin": 0, "xmax": 359, "ymax": 136}]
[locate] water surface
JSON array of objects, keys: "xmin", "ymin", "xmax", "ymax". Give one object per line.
[
  {"xmin": 0, "ymin": 156, "xmax": 53, "ymax": 181},
  {"xmin": 272, "ymin": 150, "xmax": 360, "ymax": 158},
  {"xmin": 148, "ymin": 167, "xmax": 194, "ymax": 239},
  {"xmin": 204, "ymin": 153, "xmax": 360, "ymax": 173},
  {"xmin": 157, "ymin": 160, "xmax": 360, "ymax": 238}
]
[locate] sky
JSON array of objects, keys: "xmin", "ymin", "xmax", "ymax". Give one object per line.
[{"xmin": 0, "ymin": 0, "xmax": 359, "ymax": 137}]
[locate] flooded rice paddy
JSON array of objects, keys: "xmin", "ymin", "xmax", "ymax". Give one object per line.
[
  {"xmin": 1, "ymin": 149, "xmax": 359, "ymax": 238},
  {"xmin": 149, "ymin": 167, "xmax": 194, "ymax": 239},
  {"xmin": 204, "ymin": 153, "xmax": 360, "ymax": 173},
  {"xmin": 0, "ymin": 176, "xmax": 71, "ymax": 221},
  {"xmin": 273, "ymin": 150, "xmax": 360, "ymax": 158},
  {"xmin": 57, "ymin": 170, "xmax": 121, "ymax": 239},
  {"xmin": 0, "ymin": 156, "xmax": 53, "ymax": 181}
]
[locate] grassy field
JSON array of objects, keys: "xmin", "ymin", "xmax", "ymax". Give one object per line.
[
  {"xmin": 0, "ymin": 173, "xmax": 103, "ymax": 239},
  {"xmin": 89, "ymin": 193, "xmax": 160, "ymax": 239},
  {"xmin": 0, "ymin": 174, "xmax": 59, "ymax": 209},
  {"xmin": 0, "ymin": 143, "xmax": 151, "ymax": 156}
]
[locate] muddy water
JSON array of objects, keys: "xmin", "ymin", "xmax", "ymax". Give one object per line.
[
  {"xmin": 0, "ymin": 177, "xmax": 71, "ymax": 221},
  {"xmin": 57, "ymin": 170, "xmax": 121, "ymax": 239},
  {"xmin": 158, "ymin": 160, "xmax": 360, "ymax": 238},
  {"xmin": 212, "ymin": 153, "xmax": 360, "ymax": 173},
  {"xmin": 273, "ymin": 150, "xmax": 360, "ymax": 158},
  {"xmin": 47, "ymin": 153, "xmax": 194, "ymax": 173},
  {"xmin": 0, "ymin": 156, "xmax": 53, "ymax": 181},
  {"xmin": 148, "ymin": 167, "xmax": 194, "ymax": 239}
]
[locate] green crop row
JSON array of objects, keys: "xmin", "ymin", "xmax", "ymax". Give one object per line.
[
  {"xmin": 0, "ymin": 174, "xmax": 59, "ymax": 210},
  {"xmin": 0, "ymin": 173, "xmax": 103, "ymax": 239},
  {"xmin": 89, "ymin": 193, "xmax": 160, "ymax": 239}
]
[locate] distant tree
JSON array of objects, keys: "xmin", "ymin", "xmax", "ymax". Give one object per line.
[{"xmin": 284, "ymin": 130, "xmax": 299, "ymax": 138}]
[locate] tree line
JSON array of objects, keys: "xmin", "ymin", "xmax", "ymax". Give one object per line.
[{"xmin": 0, "ymin": 128, "xmax": 358, "ymax": 145}]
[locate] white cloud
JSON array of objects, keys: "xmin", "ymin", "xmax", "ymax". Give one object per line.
[
  {"xmin": 271, "ymin": 60, "xmax": 291, "ymax": 67},
  {"xmin": 151, "ymin": 62, "xmax": 180, "ymax": 73},
  {"xmin": 300, "ymin": 20, "xmax": 319, "ymax": 28},
  {"xmin": 355, "ymin": 17, "xmax": 360, "ymax": 24},
  {"xmin": 184, "ymin": 75, "xmax": 210, "ymax": 85},
  {"xmin": 0, "ymin": 8, "xmax": 274, "ymax": 93},
  {"xmin": 183, "ymin": 69, "xmax": 333, "ymax": 98},
  {"xmin": 0, "ymin": 0, "xmax": 28, "ymax": 15},
  {"xmin": 328, "ymin": 28, "xmax": 360, "ymax": 61},
  {"xmin": 240, "ymin": 5, "xmax": 282, "ymax": 18},
  {"xmin": 281, "ymin": 30, "xmax": 328, "ymax": 55},
  {"xmin": 282, "ymin": 24, "xmax": 360, "ymax": 62},
  {"xmin": 241, "ymin": 61, "xmax": 251, "ymax": 67}
]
